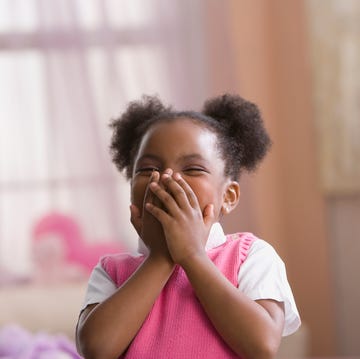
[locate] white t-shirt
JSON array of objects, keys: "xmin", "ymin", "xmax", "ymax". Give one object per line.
[{"xmin": 82, "ymin": 223, "xmax": 301, "ymax": 336}]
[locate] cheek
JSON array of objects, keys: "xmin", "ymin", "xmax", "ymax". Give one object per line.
[
  {"xmin": 130, "ymin": 178, "xmax": 148, "ymax": 209},
  {"xmin": 190, "ymin": 181, "xmax": 224, "ymax": 215}
]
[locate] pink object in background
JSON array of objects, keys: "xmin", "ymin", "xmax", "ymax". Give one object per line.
[
  {"xmin": 0, "ymin": 324, "xmax": 82, "ymax": 359},
  {"xmin": 32, "ymin": 212, "xmax": 124, "ymax": 281}
]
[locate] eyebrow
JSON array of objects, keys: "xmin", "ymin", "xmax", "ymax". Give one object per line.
[{"xmin": 136, "ymin": 153, "xmax": 209, "ymax": 164}]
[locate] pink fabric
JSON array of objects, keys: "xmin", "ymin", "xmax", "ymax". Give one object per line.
[
  {"xmin": 33, "ymin": 212, "xmax": 124, "ymax": 275},
  {"xmin": 0, "ymin": 324, "xmax": 82, "ymax": 359},
  {"xmin": 101, "ymin": 232, "xmax": 256, "ymax": 359}
]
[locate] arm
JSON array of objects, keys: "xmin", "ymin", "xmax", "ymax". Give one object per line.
[
  {"xmin": 146, "ymin": 172, "xmax": 284, "ymax": 359},
  {"xmin": 181, "ymin": 252, "xmax": 284, "ymax": 359},
  {"xmin": 76, "ymin": 255, "xmax": 174, "ymax": 359},
  {"xmin": 76, "ymin": 172, "xmax": 175, "ymax": 359}
]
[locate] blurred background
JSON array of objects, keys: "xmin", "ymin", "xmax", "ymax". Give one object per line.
[{"xmin": 0, "ymin": 0, "xmax": 359, "ymax": 357}]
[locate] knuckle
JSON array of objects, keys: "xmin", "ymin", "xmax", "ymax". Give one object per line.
[{"xmin": 173, "ymin": 188, "xmax": 185, "ymax": 197}]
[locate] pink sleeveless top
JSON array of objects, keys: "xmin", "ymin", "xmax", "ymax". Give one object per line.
[{"xmin": 101, "ymin": 233, "xmax": 256, "ymax": 359}]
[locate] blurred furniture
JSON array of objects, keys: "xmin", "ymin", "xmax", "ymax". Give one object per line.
[{"xmin": 0, "ymin": 282, "xmax": 87, "ymax": 341}]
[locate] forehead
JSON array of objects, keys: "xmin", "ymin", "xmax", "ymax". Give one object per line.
[
  {"xmin": 136, "ymin": 118, "xmax": 220, "ymax": 159},
  {"xmin": 141, "ymin": 118, "xmax": 217, "ymax": 148}
]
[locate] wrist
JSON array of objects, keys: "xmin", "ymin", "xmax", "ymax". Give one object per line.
[
  {"xmin": 177, "ymin": 248, "xmax": 208, "ymax": 270},
  {"xmin": 147, "ymin": 252, "xmax": 175, "ymax": 271}
]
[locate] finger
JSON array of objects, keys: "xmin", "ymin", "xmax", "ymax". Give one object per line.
[
  {"xmin": 163, "ymin": 168, "xmax": 173, "ymax": 177},
  {"xmin": 145, "ymin": 201, "xmax": 170, "ymax": 225},
  {"xmin": 171, "ymin": 172, "xmax": 199, "ymax": 209},
  {"xmin": 151, "ymin": 170, "xmax": 160, "ymax": 183},
  {"xmin": 203, "ymin": 204, "xmax": 215, "ymax": 227},
  {"xmin": 148, "ymin": 180, "xmax": 180, "ymax": 215},
  {"xmin": 143, "ymin": 171, "xmax": 160, "ymax": 208},
  {"xmin": 150, "ymin": 171, "xmax": 165, "ymax": 209}
]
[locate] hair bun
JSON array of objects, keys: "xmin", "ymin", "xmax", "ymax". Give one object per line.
[
  {"xmin": 109, "ymin": 95, "xmax": 172, "ymax": 178},
  {"xmin": 202, "ymin": 94, "xmax": 271, "ymax": 171},
  {"xmin": 203, "ymin": 93, "xmax": 248, "ymax": 119}
]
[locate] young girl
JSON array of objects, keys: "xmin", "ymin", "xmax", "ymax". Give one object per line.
[{"xmin": 76, "ymin": 94, "xmax": 300, "ymax": 359}]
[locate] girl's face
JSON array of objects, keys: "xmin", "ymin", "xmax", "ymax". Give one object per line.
[{"xmin": 131, "ymin": 118, "xmax": 239, "ymax": 221}]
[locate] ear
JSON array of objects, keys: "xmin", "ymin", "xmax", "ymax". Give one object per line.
[{"xmin": 221, "ymin": 181, "xmax": 240, "ymax": 216}]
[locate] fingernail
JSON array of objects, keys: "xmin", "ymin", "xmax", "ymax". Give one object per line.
[{"xmin": 150, "ymin": 170, "xmax": 158, "ymax": 180}]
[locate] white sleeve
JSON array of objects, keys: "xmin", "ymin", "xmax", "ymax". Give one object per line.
[
  {"xmin": 81, "ymin": 262, "xmax": 117, "ymax": 310},
  {"xmin": 238, "ymin": 239, "xmax": 301, "ymax": 336}
]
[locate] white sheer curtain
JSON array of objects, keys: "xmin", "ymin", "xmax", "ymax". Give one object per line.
[{"xmin": 0, "ymin": 0, "xmax": 212, "ymax": 275}]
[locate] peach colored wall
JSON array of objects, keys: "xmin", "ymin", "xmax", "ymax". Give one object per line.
[
  {"xmin": 306, "ymin": 1, "xmax": 360, "ymax": 354},
  {"xmin": 326, "ymin": 196, "xmax": 360, "ymax": 354},
  {"xmin": 204, "ymin": 0, "xmax": 336, "ymax": 356}
]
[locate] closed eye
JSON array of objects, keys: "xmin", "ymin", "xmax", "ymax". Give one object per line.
[
  {"xmin": 183, "ymin": 167, "xmax": 209, "ymax": 176},
  {"xmin": 135, "ymin": 167, "xmax": 159, "ymax": 176}
]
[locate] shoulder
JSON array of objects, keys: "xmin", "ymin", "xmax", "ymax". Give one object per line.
[
  {"xmin": 224, "ymin": 232, "xmax": 280, "ymax": 262},
  {"xmin": 237, "ymin": 237, "xmax": 301, "ymax": 336},
  {"xmin": 81, "ymin": 252, "xmax": 144, "ymax": 310},
  {"xmin": 101, "ymin": 252, "xmax": 145, "ymax": 283},
  {"xmin": 225, "ymin": 233, "xmax": 276, "ymax": 262},
  {"xmin": 248, "ymin": 238, "xmax": 284, "ymax": 265},
  {"xmin": 100, "ymin": 252, "xmax": 139, "ymax": 269},
  {"xmin": 238, "ymin": 237, "xmax": 286, "ymax": 292}
]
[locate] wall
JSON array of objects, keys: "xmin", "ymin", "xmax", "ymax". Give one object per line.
[
  {"xmin": 204, "ymin": 0, "xmax": 337, "ymax": 355},
  {"xmin": 306, "ymin": 1, "xmax": 360, "ymax": 354},
  {"xmin": 326, "ymin": 196, "xmax": 360, "ymax": 354}
]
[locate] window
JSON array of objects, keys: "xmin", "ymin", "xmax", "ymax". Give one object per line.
[{"xmin": 0, "ymin": 0, "xmax": 208, "ymax": 275}]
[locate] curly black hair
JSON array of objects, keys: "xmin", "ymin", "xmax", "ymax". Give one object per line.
[{"xmin": 109, "ymin": 94, "xmax": 271, "ymax": 181}]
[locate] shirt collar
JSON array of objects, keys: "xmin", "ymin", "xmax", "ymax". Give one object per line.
[
  {"xmin": 137, "ymin": 222, "xmax": 226, "ymax": 254},
  {"xmin": 205, "ymin": 222, "xmax": 227, "ymax": 250}
]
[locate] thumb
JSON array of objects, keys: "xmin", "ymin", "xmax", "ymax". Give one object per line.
[{"xmin": 203, "ymin": 204, "xmax": 215, "ymax": 227}]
